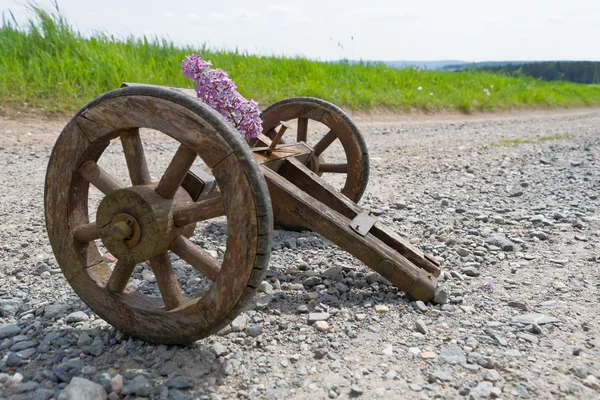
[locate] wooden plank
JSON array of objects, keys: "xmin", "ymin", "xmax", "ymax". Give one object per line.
[
  {"xmin": 262, "ymin": 165, "xmax": 437, "ymax": 301},
  {"xmin": 276, "ymin": 158, "xmax": 441, "ymax": 277}
]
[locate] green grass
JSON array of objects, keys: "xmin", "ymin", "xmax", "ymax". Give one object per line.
[
  {"xmin": 491, "ymin": 134, "xmax": 574, "ymax": 147},
  {"xmin": 2, "ymin": 4, "xmax": 600, "ymax": 113}
]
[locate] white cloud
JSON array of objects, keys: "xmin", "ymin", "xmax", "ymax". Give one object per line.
[
  {"xmin": 207, "ymin": 9, "xmax": 264, "ymax": 23},
  {"xmin": 208, "ymin": 11, "xmax": 234, "ymax": 21},
  {"xmin": 267, "ymin": 3, "xmax": 314, "ymax": 23},
  {"xmin": 341, "ymin": 7, "xmax": 416, "ymax": 23},
  {"xmin": 231, "ymin": 8, "xmax": 265, "ymax": 22}
]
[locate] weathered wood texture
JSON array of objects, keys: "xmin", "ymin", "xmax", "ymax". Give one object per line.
[
  {"xmin": 262, "ymin": 164, "xmax": 437, "ymax": 301},
  {"xmin": 170, "ymin": 235, "xmax": 221, "ymax": 281},
  {"xmin": 79, "ymin": 160, "xmax": 123, "ymax": 195},
  {"xmin": 120, "ymin": 128, "xmax": 152, "ymax": 186},
  {"xmin": 260, "ymin": 97, "xmax": 369, "ymax": 203},
  {"xmin": 277, "ymin": 158, "xmax": 441, "ymax": 277},
  {"xmin": 172, "ymin": 197, "xmax": 226, "ymax": 227},
  {"xmin": 155, "ymin": 144, "xmax": 197, "ymax": 199},
  {"xmin": 149, "ymin": 252, "xmax": 185, "ymax": 310},
  {"xmin": 45, "ymin": 85, "xmax": 273, "ymax": 344}
]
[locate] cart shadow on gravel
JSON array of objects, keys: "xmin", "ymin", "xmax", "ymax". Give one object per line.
[
  {"xmin": 3, "ymin": 317, "xmax": 231, "ymax": 397},
  {"xmin": 3, "ymin": 279, "xmax": 399, "ymax": 398}
]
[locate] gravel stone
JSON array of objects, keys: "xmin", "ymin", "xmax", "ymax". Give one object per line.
[
  {"xmin": 92, "ymin": 372, "xmax": 112, "ymax": 393},
  {"xmin": 412, "ymin": 301, "xmax": 428, "ymax": 313},
  {"xmin": 0, "ymin": 324, "xmax": 21, "ymax": 339},
  {"xmin": 90, "ymin": 336, "xmax": 104, "ymax": 356},
  {"xmin": 429, "ymin": 369, "xmax": 453, "ymax": 382},
  {"xmin": 58, "ymin": 377, "xmax": 107, "ymax": 400},
  {"xmin": 211, "ymin": 342, "xmax": 228, "ymax": 357},
  {"xmin": 415, "ymin": 319, "xmax": 428, "ymax": 335},
  {"xmin": 314, "ymin": 321, "xmax": 330, "ymax": 332},
  {"xmin": 32, "ymin": 388, "xmax": 55, "ymax": 400},
  {"xmin": 6, "ymin": 352, "xmax": 22, "ymax": 367},
  {"xmin": 303, "ymin": 276, "xmax": 322, "ymax": 286},
  {"xmin": 166, "ymin": 376, "xmax": 194, "ymax": 390},
  {"xmin": 230, "ymin": 314, "xmax": 248, "ymax": 332},
  {"xmin": 374, "ymin": 304, "xmax": 389, "ymax": 313},
  {"xmin": 511, "ymin": 313, "xmax": 559, "ymax": 325},
  {"xmin": 350, "ymin": 384, "xmax": 364, "ymax": 395},
  {"xmin": 65, "ymin": 311, "xmax": 89, "ymax": 323},
  {"xmin": 473, "ymin": 381, "xmax": 494, "ymax": 398},
  {"xmin": 0, "ymin": 299, "xmax": 23, "ymax": 317},
  {"xmin": 485, "ymin": 235, "xmax": 515, "ymax": 251},
  {"xmin": 131, "ymin": 375, "xmax": 152, "ymax": 397},
  {"xmin": 307, "ymin": 312, "xmax": 329, "ymax": 323},
  {"xmin": 439, "ymin": 346, "xmax": 466, "ymax": 364},
  {"xmin": 247, "ymin": 324, "xmax": 263, "ymax": 337},
  {"xmin": 484, "ymin": 370, "xmax": 501, "ymax": 382},
  {"xmin": 44, "ymin": 304, "xmax": 71, "ymax": 319}
]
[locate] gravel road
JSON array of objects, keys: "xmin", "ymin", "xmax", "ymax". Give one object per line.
[{"xmin": 1, "ymin": 108, "xmax": 599, "ymax": 400}]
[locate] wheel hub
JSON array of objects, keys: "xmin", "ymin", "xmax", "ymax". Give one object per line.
[{"xmin": 96, "ymin": 185, "xmax": 194, "ymax": 265}]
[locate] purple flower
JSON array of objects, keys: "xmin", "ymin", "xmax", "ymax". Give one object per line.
[
  {"xmin": 181, "ymin": 55, "xmax": 262, "ymax": 141},
  {"xmin": 484, "ymin": 279, "xmax": 494, "ymax": 292}
]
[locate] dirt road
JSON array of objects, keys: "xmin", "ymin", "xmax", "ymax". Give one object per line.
[{"xmin": 0, "ymin": 107, "xmax": 599, "ymax": 399}]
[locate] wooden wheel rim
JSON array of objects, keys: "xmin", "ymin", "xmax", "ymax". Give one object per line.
[
  {"xmin": 260, "ymin": 97, "xmax": 369, "ymax": 202},
  {"xmin": 45, "ymin": 86, "xmax": 273, "ymax": 344}
]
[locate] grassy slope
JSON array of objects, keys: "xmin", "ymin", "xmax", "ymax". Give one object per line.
[{"xmin": 1, "ymin": 5, "xmax": 600, "ymax": 113}]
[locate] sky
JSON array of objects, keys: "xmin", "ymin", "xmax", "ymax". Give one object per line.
[{"xmin": 1, "ymin": 0, "xmax": 599, "ymax": 62}]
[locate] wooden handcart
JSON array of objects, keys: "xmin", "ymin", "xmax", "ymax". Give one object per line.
[{"xmin": 44, "ymin": 84, "xmax": 441, "ymax": 344}]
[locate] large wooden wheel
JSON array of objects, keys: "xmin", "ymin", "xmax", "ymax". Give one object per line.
[
  {"xmin": 260, "ymin": 97, "xmax": 369, "ymax": 203},
  {"xmin": 44, "ymin": 85, "xmax": 273, "ymax": 344}
]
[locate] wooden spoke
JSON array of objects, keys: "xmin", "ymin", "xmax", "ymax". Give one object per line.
[
  {"xmin": 72, "ymin": 222, "xmax": 99, "ymax": 243},
  {"xmin": 312, "ymin": 130, "xmax": 337, "ymax": 156},
  {"xmin": 149, "ymin": 253, "xmax": 184, "ymax": 310},
  {"xmin": 79, "ymin": 160, "xmax": 123, "ymax": 195},
  {"xmin": 297, "ymin": 118, "xmax": 308, "ymax": 143},
  {"xmin": 169, "ymin": 236, "xmax": 220, "ymax": 281},
  {"xmin": 173, "ymin": 197, "xmax": 225, "ymax": 227},
  {"xmin": 120, "ymin": 128, "xmax": 151, "ymax": 186},
  {"xmin": 106, "ymin": 260, "xmax": 136, "ymax": 293},
  {"xmin": 155, "ymin": 144, "xmax": 197, "ymax": 199},
  {"xmin": 320, "ymin": 163, "xmax": 348, "ymax": 173}
]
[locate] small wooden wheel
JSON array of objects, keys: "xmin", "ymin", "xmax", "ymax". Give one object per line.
[
  {"xmin": 260, "ymin": 97, "xmax": 369, "ymax": 203},
  {"xmin": 45, "ymin": 85, "xmax": 273, "ymax": 344}
]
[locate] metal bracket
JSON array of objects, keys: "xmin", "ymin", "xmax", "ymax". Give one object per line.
[{"xmin": 349, "ymin": 210, "xmax": 378, "ymax": 236}]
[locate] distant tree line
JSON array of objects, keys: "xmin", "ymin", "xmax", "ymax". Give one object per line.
[{"xmin": 455, "ymin": 62, "xmax": 600, "ymax": 84}]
